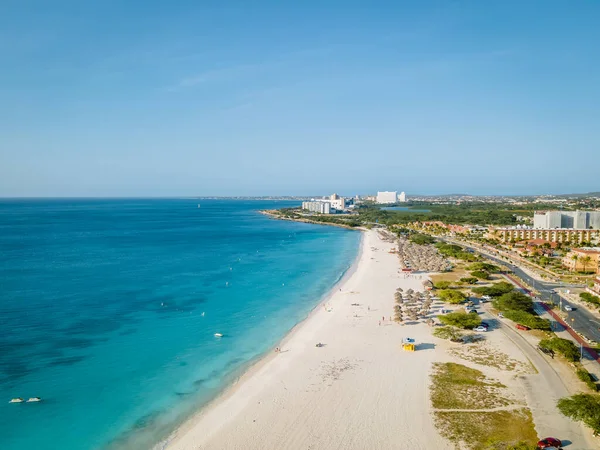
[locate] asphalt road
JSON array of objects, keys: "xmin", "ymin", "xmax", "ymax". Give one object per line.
[{"xmin": 442, "ymin": 238, "xmax": 600, "ymax": 344}]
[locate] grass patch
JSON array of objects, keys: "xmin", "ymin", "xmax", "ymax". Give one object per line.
[
  {"xmin": 431, "ymin": 362, "xmax": 510, "ymax": 410},
  {"xmin": 448, "ymin": 344, "xmax": 535, "ymax": 374},
  {"xmin": 434, "ymin": 408, "xmax": 538, "ymax": 450}
]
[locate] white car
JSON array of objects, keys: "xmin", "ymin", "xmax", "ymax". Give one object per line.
[
  {"xmin": 473, "ymin": 326, "xmax": 487, "ymax": 332},
  {"xmin": 564, "ymin": 305, "xmax": 573, "ymax": 312}
]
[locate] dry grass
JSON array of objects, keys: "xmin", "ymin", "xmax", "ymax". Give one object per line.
[
  {"xmin": 434, "ymin": 408, "xmax": 538, "ymax": 450},
  {"xmin": 430, "ymin": 363, "xmax": 511, "ymax": 410},
  {"xmin": 448, "ymin": 343, "xmax": 536, "ymax": 374}
]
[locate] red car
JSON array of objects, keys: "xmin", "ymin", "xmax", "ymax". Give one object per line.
[
  {"xmin": 516, "ymin": 324, "xmax": 531, "ymax": 331},
  {"xmin": 537, "ymin": 437, "xmax": 562, "ymax": 449}
]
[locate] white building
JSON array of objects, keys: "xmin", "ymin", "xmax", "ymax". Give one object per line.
[
  {"xmin": 398, "ymin": 192, "xmax": 407, "ymax": 202},
  {"xmin": 376, "ymin": 191, "xmax": 397, "ymax": 204},
  {"xmin": 533, "ymin": 210, "xmax": 600, "ymax": 229},
  {"xmin": 302, "ymin": 201, "xmax": 331, "ymax": 214},
  {"xmin": 329, "ymin": 193, "xmax": 346, "ymax": 211}
]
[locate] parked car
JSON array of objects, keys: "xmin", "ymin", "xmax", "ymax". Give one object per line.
[
  {"xmin": 564, "ymin": 305, "xmax": 573, "ymax": 311},
  {"xmin": 516, "ymin": 324, "xmax": 531, "ymax": 331},
  {"xmin": 440, "ymin": 309, "xmax": 452, "ymax": 314},
  {"xmin": 537, "ymin": 437, "xmax": 562, "ymax": 449},
  {"xmin": 473, "ymin": 326, "xmax": 487, "ymax": 332},
  {"xmin": 480, "ymin": 322, "xmax": 490, "ymax": 328},
  {"xmin": 498, "ymin": 312, "xmax": 504, "ymax": 318}
]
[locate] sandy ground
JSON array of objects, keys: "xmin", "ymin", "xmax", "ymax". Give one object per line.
[
  {"xmin": 165, "ymin": 230, "xmax": 449, "ymax": 450},
  {"xmin": 164, "ymin": 229, "xmax": 598, "ymax": 450}
]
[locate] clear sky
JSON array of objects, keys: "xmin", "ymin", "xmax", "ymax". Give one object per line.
[{"xmin": 1, "ymin": 1, "xmax": 599, "ymax": 197}]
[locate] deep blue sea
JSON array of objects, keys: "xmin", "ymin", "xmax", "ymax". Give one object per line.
[{"xmin": 0, "ymin": 199, "xmax": 360, "ymax": 450}]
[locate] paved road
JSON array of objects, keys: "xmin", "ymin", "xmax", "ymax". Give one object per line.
[
  {"xmin": 440, "ymin": 238, "xmax": 600, "ymax": 344},
  {"xmin": 483, "ymin": 308, "xmax": 596, "ymax": 448}
]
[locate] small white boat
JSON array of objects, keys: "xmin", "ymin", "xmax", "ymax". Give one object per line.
[
  {"xmin": 214, "ymin": 333, "xmax": 223, "ymax": 338},
  {"xmin": 26, "ymin": 397, "xmax": 41, "ymax": 402},
  {"xmin": 9, "ymin": 398, "xmax": 24, "ymax": 403}
]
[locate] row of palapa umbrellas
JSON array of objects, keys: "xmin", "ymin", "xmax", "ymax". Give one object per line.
[
  {"xmin": 397, "ymin": 237, "xmax": 452, "ymax": 272},
  {"xmin": 393, "ymin": 288, "xmax": 437, "ymax": 326}
]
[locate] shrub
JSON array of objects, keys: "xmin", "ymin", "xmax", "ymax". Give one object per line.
[
  {"xmin": 580, "ymin": 292, "xmax": 600, "ymax": 308},
  {"xmin": 577, "ymin": 369, "xmax": 598, "ymax": 392},
  {"xmin": 438, "ymin": 289, "xmax": 467, "ymax": 304},
  {"xmin": 460, "ymin": 277, "xmax": 479, "ymax": 285},
  {"xmin": 438, "ymin": 312, "xmax": 482, "ymax": 329},
  {"xmin": 557, "ymin": 394, "xmax": 600, "ymax": 433},
  {"xmin": 470, "ymin": 270, "xmax": 491, "ymax": 280},
  {"xmin": 433, "ymin": 326, "xmax": 464, "ymax": 342},
  {"xmin": 468, "ymin": 262, "xmax": 500, "ymax": 273},
  {"xmin": 539, "ymin": 337, "xmax": 580, "ymax": 362},
  {"xmin": 502, "ymin": 310, "xmax": 551, "ymax": 331},
  {"xmin": 493, "ymin": 291, "xmax": 534, "ymax": 313},
  {"xmin": 410, "ymin": 233, "xmax": 436, "ymax": 245},
  {"xmin": 434, "ymin": 281, "xmax": 452, "ymax": 289},
  {"xmin": 472, "ymin": 282, "xmax": 515, "ymax": 297}
]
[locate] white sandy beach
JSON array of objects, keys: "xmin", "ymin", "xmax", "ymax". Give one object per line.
[{"xmin": 164, "ymin": 230, "xmax": 450, "ymax": 449}]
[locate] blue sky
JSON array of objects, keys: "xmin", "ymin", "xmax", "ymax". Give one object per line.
[{"xmin": 1, "ymin": 1, "xmax": 599, "ymax": 197}]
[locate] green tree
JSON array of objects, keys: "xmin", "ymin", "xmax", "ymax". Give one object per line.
[
  {"xmin": 502, "ymin": 310, "xmax": 551, "ymax": 330},
  {"xmin": 470, "ymin": 270, "xmax": 491, "ymax": 280},
  {"xmin": 410, "ymin": 233, "xmax": 436, "ymax": 245},
  {"xmin": 570, "ymin": 253, "xmax": 579, "ymax": 272},
  {"xmin": 434, "ymin": 281, "xmax": 452, "ymax": 289},
  {"xmin": 581, "ymin": 255, "xmax": 593, "ymax": 273},
  {"xmin": 459, "ymin": 277, "xmax": 479, "ymax": 285},
  {"xmin": 438, "ymin": 312, "xmax": 482, "ymax": 329},
  {"xmin": 539, "ymin": 337, "xmax": 580, "ymax": 362},
  {"xmin": 438, "ymin": 289, "xmax": 467, "ymax": 304},
  {"xmin": 557, "ymin": 394, "xmax": 600, "ymax": 433},
  {"xmin": 468, "ymin": 262, "xmax": 500, "ymax": 272},
  {"xmin": 493, "ymin": 291, "xmax": 534, "ymax": 313},
  {"xmin": 472, "ymin": 282, "xmax": 515, "ymax": 297}
]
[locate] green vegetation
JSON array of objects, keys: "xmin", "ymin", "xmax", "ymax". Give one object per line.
[
  {"xmin": 470, "ymin": 270, "xmax": 491, "ymax": 280},
  {"xmin": 433, "ymin": 326, "xmax": 464, "ymax": 342},
  {"xmin": 581, "ymin": 292, "xmax": 600, "ymax": 308},
  {"xmin": 493, "ymin": 291, "xmax": 534, "ymax": 313},
  {"xmin": 502, "ymin": 310, "xmax": 551, "ymax": 331},
  {"xmin": 434, "ymin": 410, "xmax": 538, "ymax": 450},
  {"xmin": 557, "ymin": 394, "xmax": 600, "ymax": 434},
  {"xmin": 409, "ymin": 233, "xmax": 436, "ymax": 245},
  {"xmin": 472, "ymin": 282, "xmax": 515, "ymax": 297},
  {"xmin": 435, "ymin": 243, "xmax": 478, "ymax": 262},
  {"xmin": 460, "ymin": 277, "xmax": 479, "ymax": 285},
  {"xmin": 434, "ymin": 281, "xmax": 452, "ymax": 289},
  {"xmin": 576, "ymin": 369, "xmax": 598, "ymax": 392},
  {"xmin": 539, "ymin": 337, "xmax": 581, "ymax": 362},
  {"xmin": 438, "ymin": 289, "xmax": 467, "ymax": 304},
  {"xmin": 431, "ymin": 363, "xmax": 507, "ymax": 410},
  {"xmin": 468, "ymin": 262, "xmax": 500, "ymax": 273},
  {"xmin": 439, "ymin": 312, "xmax": 482, "ymax": 329},
  {"xmin": 431, "ymin": 363, "xmax": 538, "ymax": 449}
]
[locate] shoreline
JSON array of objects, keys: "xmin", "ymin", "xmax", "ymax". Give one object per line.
[
  {"xmin": 155, "ymin": 229, "xmax": 365, "ymax": 449},
  {"xmin": 259, "ymin": 209, "xmax": 364, "ymax": 230},
  {"xmin": 163, "ymin": 229, "xmax": 449, "ymax": 449}
]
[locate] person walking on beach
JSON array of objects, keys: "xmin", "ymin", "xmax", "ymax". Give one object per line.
[{"xmin": 379, "ymin": 321, "xmax": 381, "ymax": 326}]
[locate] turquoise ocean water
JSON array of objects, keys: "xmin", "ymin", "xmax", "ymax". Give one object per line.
[{"xmin": 0, "ymin": 199, "xmax": 360, "ymax": 450}]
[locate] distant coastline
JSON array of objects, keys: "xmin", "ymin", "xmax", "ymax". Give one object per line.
[{"xmin": 259, "ymin": 209, "xmax": 364, "ymax": 230}]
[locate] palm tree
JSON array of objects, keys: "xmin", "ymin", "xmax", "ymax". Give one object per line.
[
  {"xmin": 570, "ymin": 253, "xmax": 579, "ymax": 272},
  {"xmin": 581, "ymin": 255, "xmax": 593, "ymax": 273}
]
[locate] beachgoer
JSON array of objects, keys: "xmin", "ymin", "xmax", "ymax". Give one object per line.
[
  {"xmin": 379, "ymin": 321, "xmax": 381, "ymax": 326},
  {"xmin": 368, "ymin": 306, "xmax": 370, "ymax": 311}
]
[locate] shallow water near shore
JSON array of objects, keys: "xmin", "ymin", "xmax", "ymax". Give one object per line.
[{"xmin": 0, "ymin": 199, "xmax": 360, "ymax": 450}]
